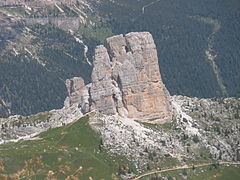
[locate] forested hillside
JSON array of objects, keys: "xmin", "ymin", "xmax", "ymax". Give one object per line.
[
  {"xmin": 99, "ymin": 0, "xmax": 240, "ymax": 97},
  {"xmin": 0, "ymin": 0, "xmax": 97, "ymax": 117},
  {"xmin": 0, "ymin": 21, "xmax": 92, "ymax": 117},
  {"xmin": 0, "ymin": 0, "xmax": 239, "ymax": 117}
]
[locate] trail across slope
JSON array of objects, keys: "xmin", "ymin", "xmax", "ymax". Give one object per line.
[{"xmin": 132, "ymin": 161, "xmax": 240, "ymax": 179}]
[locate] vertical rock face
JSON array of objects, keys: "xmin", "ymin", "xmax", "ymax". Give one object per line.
[
  {"xmin": 64, "ymin": 77, "xmax": 90, "ymax": 114},
  {"xmin": 65, "ymin": 32, "xmax": 172, "ymax": 123},
  {"xmin": 90, "ymin": 45, "xmax": 117, "ymax": 115}
]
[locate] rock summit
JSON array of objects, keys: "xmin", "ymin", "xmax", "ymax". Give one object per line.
[{"xmin": 64, "ymin": 32, "xmax": 172, "ymax": 123}]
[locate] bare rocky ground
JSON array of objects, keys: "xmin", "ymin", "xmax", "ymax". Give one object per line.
[
  {"xmin": 0, "ymin": 0, "xmax": 95, "ymax": 57},
  {"xmin": 0, "ymin": 0, "xmax": 101, "ymax": 65},
  {"xmin": 1, "ymin": 95, "xmax": 239, "ymax": 173},
  {"xmin": 89, "ymin": 96, "xmax": 240, "ymax": 172},
  {"xmin": 0, "ymin": 2, "xmax": 239, "ymax": 175}
]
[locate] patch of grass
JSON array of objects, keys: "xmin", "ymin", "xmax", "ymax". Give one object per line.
[
  {"xmin": 140, "ymin": 164, "xmax": 240, "ymax": 180},
  {"xmin": 5, "ymin": 112, "xmax": 52, "ymax": 129},
  {"xmin": 198, "ymin": 17, "xmax": 221, "ymax": 33},
  {"xmin": 0, "ymin": 116, "xmax": 133, "ymax": 179},
  {"xmin": 159, "ymin": 157, "xmax": 180, "ymax": 168},
  {"xmin": 25, "ymin": 112, "xmax": 51, "ymax": 124},
  {"xmin": 78, "ymin": 16, "xmax": 113, "ymax": 43},
  {"xmin": 141, "ymin": 118, "xmax": 177, "ymax": 131}
]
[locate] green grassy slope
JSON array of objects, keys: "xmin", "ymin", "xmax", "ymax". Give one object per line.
[
  {"xmin": 0, "ymin": 116, "xmax": 133, "ymax": 179},
  {"xmin": 141, "ymin": 164, "xmax": 240, "ymax": 180},
  {"xmin": 0, "ymin": 111, "xmax": 239, "ymax": 179}
]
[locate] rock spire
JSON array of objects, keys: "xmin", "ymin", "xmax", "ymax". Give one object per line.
[{"xmin": 65, "ymin": 32, "xmax": 172, "ymax": 123}]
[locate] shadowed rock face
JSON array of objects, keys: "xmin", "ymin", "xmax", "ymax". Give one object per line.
[{"xmin": 65, "ymin": 32, "xmax": 172, "ymax": 123}]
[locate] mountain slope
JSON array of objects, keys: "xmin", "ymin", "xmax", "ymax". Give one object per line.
[
  {"xmin": 0, "ymin": 116, "xmax": 133, "ymax": 179},
  {"xmin": 0, "ymin": 0, "xmax": 98, "ymax": 117},
  {"xmin": 0, "ymin": 96, "xmax": 240, "ymax": 179},
  {"xmin": 0, "ymin": 0, "xmax": 240, "ymax": 119},
  {"xmin": 99, "ymin": 0, "xmax": 240, "ymax": 97}
]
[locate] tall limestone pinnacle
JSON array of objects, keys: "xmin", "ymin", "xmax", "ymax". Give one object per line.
[{"xmin": 65, "ymin": 32, "xmax": 172, "ymax": 123}]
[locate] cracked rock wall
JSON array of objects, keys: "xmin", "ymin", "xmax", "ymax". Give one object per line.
[{"xmin": 66, "ymin": 32, "xmax": 172, "ymax": 123}]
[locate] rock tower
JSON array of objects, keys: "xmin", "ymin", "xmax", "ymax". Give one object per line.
[{"xmin": 64, "ymin": 32, "xmax": 172, "ymax": 123}]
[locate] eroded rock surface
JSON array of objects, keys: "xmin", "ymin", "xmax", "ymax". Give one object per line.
[
  {"xmin": 67, "ymin": 32, "xmax": 172, "ymax": 123},
  {"xmin": 64, "ymin": 77, "xmax": 91, "ymax": 114},
  {"xmin": 65, "ymin": 32, "xmax": 172, "ymax": 123}
]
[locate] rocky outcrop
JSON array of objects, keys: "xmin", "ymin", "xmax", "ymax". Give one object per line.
[
  {"xmin": 64, "ymin": 77, "xmax": 91, "ymax": 114},
  {"xmin": 65, "ymin": 32, "xmax": 172, "ymax": 123}
]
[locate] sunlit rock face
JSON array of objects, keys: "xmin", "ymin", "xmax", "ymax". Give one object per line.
[{"xmin": 66, "ymin": 32, "xmax": 172, "ymax": 123}]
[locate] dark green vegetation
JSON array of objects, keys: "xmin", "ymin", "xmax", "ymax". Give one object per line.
[
  {"xmin": 99, "ymin": 0, "xmax": 240, "ymax": 97},
  {"xmin": 0, "ymin": 24, "xmax": 91, "ymax": 117},
  {"xmin": 0, "ymin": 4, "xmax": 113, "ymax": 118},
  {"xmin": 141, "ymin": 118, "xmax": 177, "ymax": 132},
  {"xmin": 1, "ymin": 0, "xmax": 240, "ymax": 118},
  {"xmin": 0, "ymin": 116, "xmax": 133, "ymax": 179},
  {"xmin": 141, "ymin": 164, "xmax": 240, "ymax": 180}
]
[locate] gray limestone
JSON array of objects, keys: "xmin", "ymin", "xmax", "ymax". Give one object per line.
[{"xmin": 65, "ymin": 32, "xmax": 173, "ymax": 123}]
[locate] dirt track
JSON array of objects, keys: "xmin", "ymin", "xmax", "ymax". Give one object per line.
[{"xmin": 132, "ymin": 161, "xmax": 240, "ymax": 179}]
